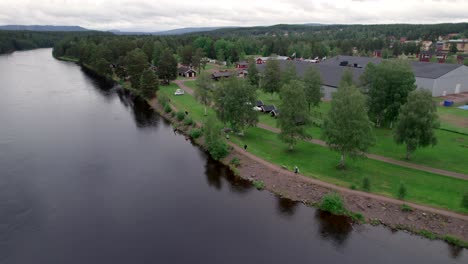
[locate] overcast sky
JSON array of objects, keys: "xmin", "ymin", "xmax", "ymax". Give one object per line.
[{"xmin": 0, "ymin": 0, "xmax": 467, "ymax": 32}]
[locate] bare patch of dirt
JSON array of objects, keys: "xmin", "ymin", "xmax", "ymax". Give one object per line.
[{"xmin": 440, "ymin": 114, "xmax": 468, "ymax": 128}]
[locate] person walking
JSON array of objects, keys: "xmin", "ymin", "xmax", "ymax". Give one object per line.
[
  {"xmin": 294, "ymin": 166, "xmax": 299, "ymax": 175},
  {"xmin": 244, "ymin": 144, "xmax": 248, "ymax": 151}
]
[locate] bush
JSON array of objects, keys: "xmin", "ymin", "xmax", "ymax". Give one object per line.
[
  {"xmin": 189, "ymin": 128, "xmax": 202, "ymax": 139},
  {"xmin": 164, "ymin": 104, "xmax": 172, "ymax": 113},
  {"xmin": 252, "ymin": 180, "xmax": 265, "ymax": 190},
  {"xmin": 350, "ymin": 184, "xmax": 357, "ymax": 190},
  {"xmin": 398, "ymin": 182, "xmax": 407, "ymax": 200},
  {"xmin": 230, "ymin": 157, "xmax": 241, "ymax": 167},
  {"xmin": 319, "ymin": 193, "xmax": 346, "ymax": 215},
  {"xmin": 176, "ymin": 111, "xmax": 185, "ymax": 121},
  {"xmin": 204, "ymin": 116, "xmax": 229, "ymax": 160},
  {"xmin": 462, "ymin": 192, "xmax": 468, "ymax": 209},
  {"xmin": 362, "ymin": 177, "xmax": 370, "ymax": 192},
  {"xmin": 184, "ymin": 117, "xmax": 194, "ymax": 126},
  {"xmin": 207, "ymin": 140, "xmax": 229, "ymax": 160},
  {"xmin": 400, "ymin": 204, "xmax": 413, "ymax": 212},
  {"xmin": 171, "ymin": 111, "xmax": 176, "ymax": 117},
  {"xmin": 158, "ymin": 94, "xmax": 170, "ymax": 105}
]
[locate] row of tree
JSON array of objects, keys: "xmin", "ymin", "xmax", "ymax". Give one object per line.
[{"xmin": 196, "ymin": 58, "xmax": 439, "ymax": 168}]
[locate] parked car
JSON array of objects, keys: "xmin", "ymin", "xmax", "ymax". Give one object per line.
[
  {"xmin": 252, "ymin": 106, "xmax": 262, "ymax": 111},
  {"xmin": 174, "ymin": 89, "xmax": 185, "ymax": 95}
]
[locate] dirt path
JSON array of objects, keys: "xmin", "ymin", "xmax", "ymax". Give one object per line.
[
  {"xmin": 256, "ymin": 123, "xmax": 468, "ymax": 180},
  {"xmin": 174, "ymin": 79, "xmax": 195, "ymax": 95},
  {"xmin": 230, "ymin": 143, "xmax": 468, "ymax": 221},
  {"xmin": 175, "ymin": 80, "xmax": 468, "ymax": 180}
]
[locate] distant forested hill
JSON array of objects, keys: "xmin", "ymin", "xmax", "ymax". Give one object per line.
[
  {"xmin": 198, "ymin": 23, "xmax": 468, "ymax": 40},
  {"xmin": 0, "ymin": 30, "xmax": 107, "ymax": 54},
  {"xmin": 0, "ymin": 25, "xmax": 89, "ymax": 31}
]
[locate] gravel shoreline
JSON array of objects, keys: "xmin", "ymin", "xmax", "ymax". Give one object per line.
[{"xmin": 147, "ymin": 92, "xmax": 468, "ymax": 248}]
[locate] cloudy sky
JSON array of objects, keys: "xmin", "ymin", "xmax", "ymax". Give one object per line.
[{"xmin": 0, "ymin": 0, "xmax": 467, "ymax": 32}]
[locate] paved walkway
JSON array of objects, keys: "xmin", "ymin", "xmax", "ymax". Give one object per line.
[{"xmin": 174, "ymin": 79, "xmax": 468, "ymax": 181}]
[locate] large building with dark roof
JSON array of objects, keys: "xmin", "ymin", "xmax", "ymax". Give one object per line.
[{"xmin": 257, "ymin": 56, "xmax": 468, "ymax": 98}]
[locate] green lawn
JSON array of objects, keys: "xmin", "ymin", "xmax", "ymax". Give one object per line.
[
  {"xmin": 257, "ymin": 90, "xmax": 468, "ymax": 174},
  {"xmin": 184, "ymin": 80, "xmax": 197, "ymax": 90},
  {"xmin": 437, "ymin": 105, "xmax": 468, "ymax": 134},
  {"xmin": 159, "ymin": 83, "xmax": 217, "ymax": 122},
  {"xmin": 230, "ymin": 127, "xmax": 468, "ymax": 213},
  {"xmin": 157, "ymin": 83, "xmax": 468, "ymax": 213}
]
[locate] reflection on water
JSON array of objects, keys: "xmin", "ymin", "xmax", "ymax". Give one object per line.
[
  {"xmin": 316, "ymin": 211, "xmax": 353, "ymax": 248},
  {"xmin": 276, "ymin": 196, "xmax": 299, "ymax": 217}
]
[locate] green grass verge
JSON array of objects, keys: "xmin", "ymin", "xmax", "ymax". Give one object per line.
[
  {"xmin": 56, "ymin": 56, "xmax": 79, "ymax": 62},
  {"xmin": 229, "ymin": 127, "xmax": 468, "ymax": 214},
  {"xmin": 257, "ymin": 90, "xmax": 468, "ymax": 174}
]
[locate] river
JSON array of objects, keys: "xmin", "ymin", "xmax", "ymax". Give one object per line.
[{"xmin": 0, "ymin": 49, "xmax": 466, "ymax": 263}]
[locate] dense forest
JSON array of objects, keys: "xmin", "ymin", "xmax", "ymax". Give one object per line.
[
  {"xmin": 0, "ymin": 30, "xmax": 106, "ymax": 54},
  {"xmin": 52, "ymin": 23, "xmax": 468, "ymax": 71}
]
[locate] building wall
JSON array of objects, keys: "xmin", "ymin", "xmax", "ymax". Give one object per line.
[
  {"xmin": 322, "ymin": 85, "xmax": 337, "ymax": 100},
  {"xmin": 415, "ymin": 77, "xmax": 436, "ymax": 95},
  {"xmin": 433, "ymin": 66, "xmax": 468, "ymax": 96}
]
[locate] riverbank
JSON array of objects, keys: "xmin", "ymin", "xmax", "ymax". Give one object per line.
[
  {"xmin": 144, "ymin": 90, "xmax": 468, "ymax": 248},
  {"xmin": 58, "ymin": 56, "xmax": 468, "ymax": 248}
]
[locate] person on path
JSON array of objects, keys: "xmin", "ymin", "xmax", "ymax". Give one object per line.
[
  {"xmin": 244, "ymin": 144, "xmax": 248, "ymax": 151},
  {"xmin": 294, "ymin": 166, "xmax": 299, "ymax": 175}
]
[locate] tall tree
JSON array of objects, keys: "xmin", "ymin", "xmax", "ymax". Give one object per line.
[
  {"xmin": 195, "ymin": 72, "xmax": 213, "ymax": 116},
  {"xmin": 124, "ymin": 48, "xmax": 149, "ymax": 89},
  {"xmin": 203, "ymin": 115, "xmax": 229, "ymax": 160},
  {"xmin": 93, "ymin": 58, "xmax": 112, "ymax": 77},
  {"xmin": 247, "ymin": 59, "xmax": 260, "ymax": 87},
  {"xmin": 192, "ymin": 48, "xmax": 205, "ymax": 74},
  {"xmin": 450, "ymin": 42, "xmax": 458, "ymax": 54},
  {"xmin": 142, "ymin": 41, "xmax": 154, "ymax": 63},
  {"xmin": 281, "ymin": 60, "xmax": 297, "ymax": 86},
  {"xmin": 339, "ymin": 68, "xmax": 354, "ymax": 87},
  {"xmin": 394, "ymin": 89, "xmax": 439, "ymax": 160},
  {"xmin": 278, "ymin": 80, "xmax": 310, "ymax": 150},
  {"xmin": 261, "ymin": 59, "xmax": 281, "ymax": 96},
  {"xmin": 323, "ymin": 85, "xmax": 375, "ymax": 168},
  {"xmin": 213, "ymin": 78, "xmax": 258, "ymax": 133},
  {"xmin": 366, "ymin": 60, "xmax": 416, "ymax": 126},
  {"xmin": 303, "ymin": 65, "xmax": 322, "ymax": 111},
  {"xmin": 139, "ymin": 69, "xmax": 159, "ymax": 98},
  {"xmin": 180, "ymin": 45, "xmax": 193, "ymax": 65},
  {"xmin": 158, "ymin": 49, "xmax": 178, "ymax": 84}
]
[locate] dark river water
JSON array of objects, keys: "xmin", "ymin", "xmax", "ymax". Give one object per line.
[{"xmin": 0, "ymin": 49, "xmax": 466, "ymax": 263}]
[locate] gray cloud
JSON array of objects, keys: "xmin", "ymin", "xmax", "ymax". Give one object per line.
[{"xmin": 0, "ymin": 0, "xmax": 466, "ymax": 32}]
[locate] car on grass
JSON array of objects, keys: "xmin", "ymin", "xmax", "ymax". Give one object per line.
[{"xmin": 174, "ymin": 89, "xmax": 185, "ymax": 95}]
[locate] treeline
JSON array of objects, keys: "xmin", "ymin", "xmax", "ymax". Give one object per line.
[
  {"xmin": 202, "ymin": 23, "xmax": 468, "ymax": 40},
  {"xmin": 0, "ymin": 30, "xmax": 106, "ymax": 54}
]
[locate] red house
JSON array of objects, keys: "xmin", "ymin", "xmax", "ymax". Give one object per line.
[
  {"xmin": 236, "ymin": 61, "xmax": 249, "ymax": 69},
  {"xmin": 256, "ymin": 57, "xmax": 269, "ymax": 64},
  {"xmin": 373, "ymin": 50, "xmax": 382, "ymax": 58}
]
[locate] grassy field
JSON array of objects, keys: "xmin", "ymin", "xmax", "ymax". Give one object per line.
[
  {"xmin": 230, "ymin": 127, "xmax": 468, "ymax": 213},
  {"xmin": 437, "ymin": 105, "xmax": 468, "ymax": 134},
  {"xmin": 159, "ymin": 83, "xmax": 217, "ymax": 122},
  {"xmin": 257, "ymin": 91, "xmax": 468, "ymax": 174},
  {"xmin": 157, "ymin": 84, "xmax": 468, "ymax": 213}
]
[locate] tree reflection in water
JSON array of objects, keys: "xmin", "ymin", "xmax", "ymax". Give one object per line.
[
  {"xmin": 276, "ymin": 196, "xmax": 299, "ymax": 217},
  {"xmin": 316, "ymin": 210, "xmax": 352, "ymax": 249}
]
